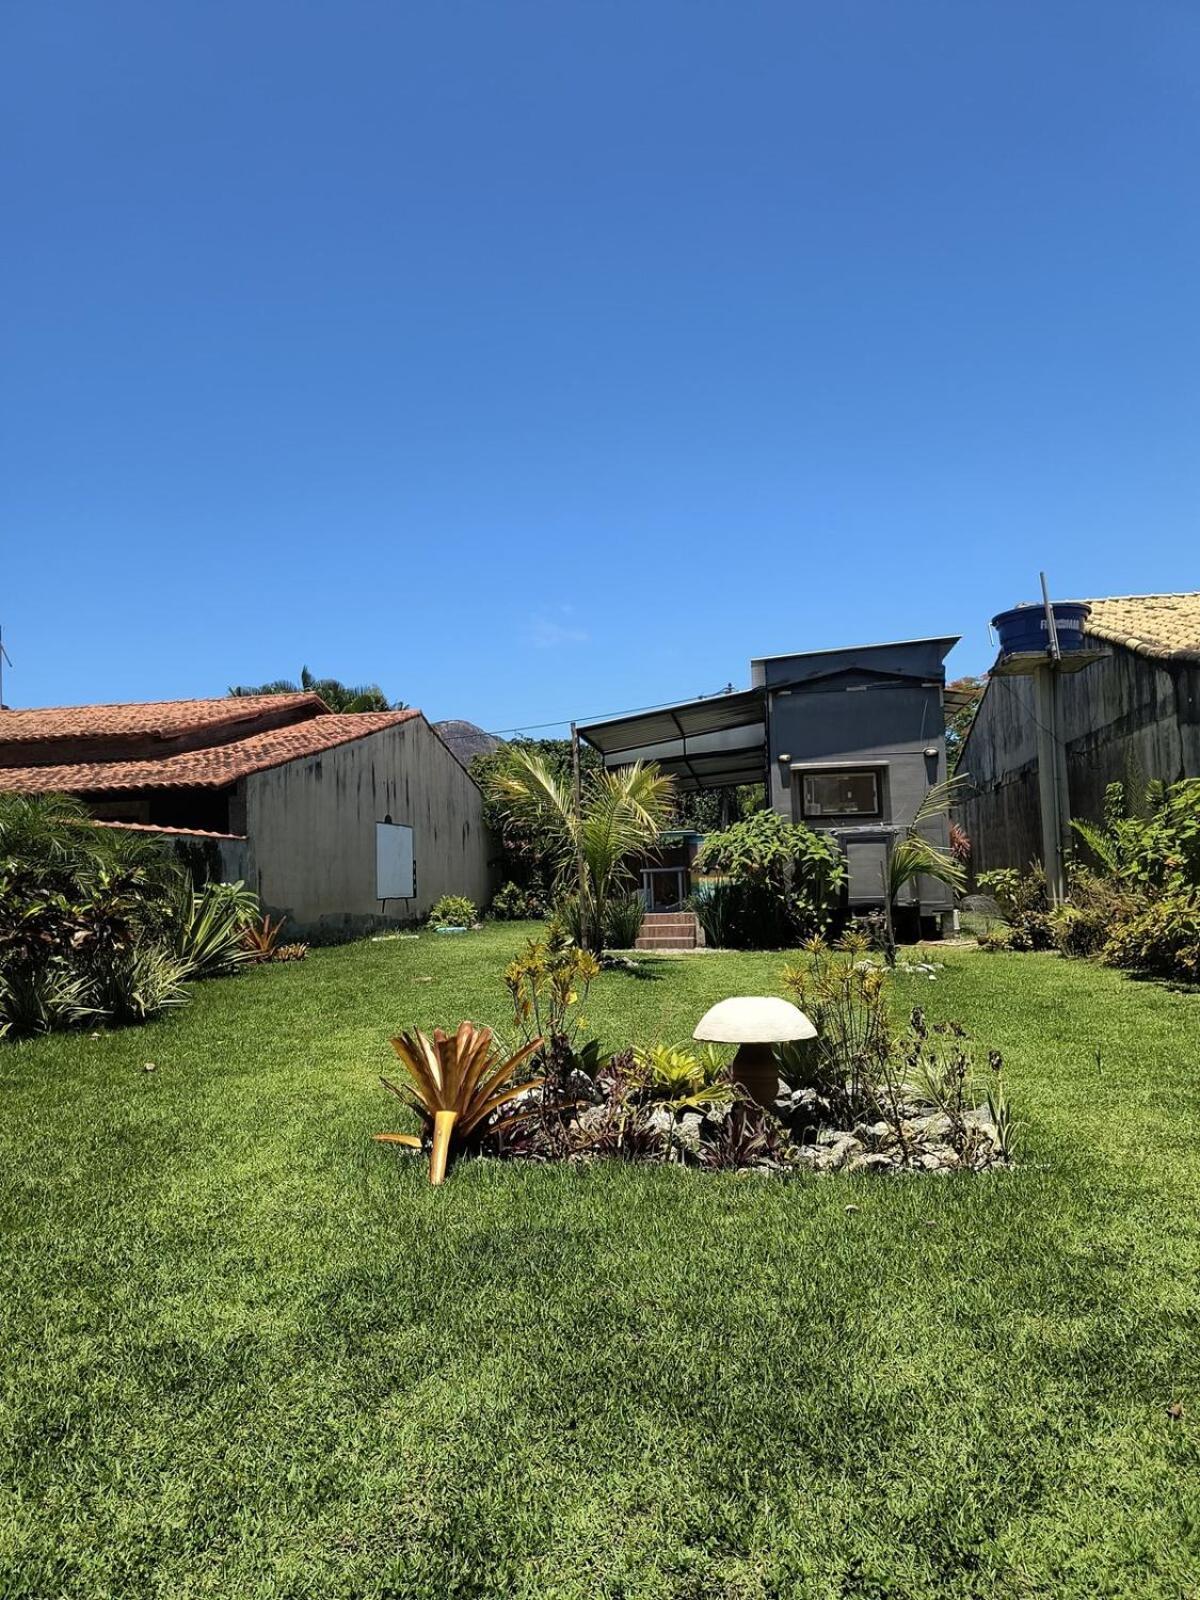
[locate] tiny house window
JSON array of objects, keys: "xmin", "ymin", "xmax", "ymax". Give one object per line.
[{"xmin": 801, "ymin": 769, "xmax": 880, "ymax": 819}]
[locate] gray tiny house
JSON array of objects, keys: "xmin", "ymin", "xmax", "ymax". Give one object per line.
[{"xmin": 580, "ymin": 636, "xmax": 961, "ymax": 933}]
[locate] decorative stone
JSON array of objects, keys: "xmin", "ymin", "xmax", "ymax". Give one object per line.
[
  {"xmin": 566, "ymin": 1069, "xmax": 603, "ymax": 1105},
  {"xmin": 845, "ymin": 1152, "xmax": 898, "ymax": 1175},
  {"xmin": 645, "ymin": 1106, "xmax": 674, "ymax": 1140},
  {"xmin": 576, "ymin": 1104, "xmax": 611, "ymax": 1136},
  {"xmin": 674, "ymin": 1112, "xmax": 704, "ymax": 1154}
]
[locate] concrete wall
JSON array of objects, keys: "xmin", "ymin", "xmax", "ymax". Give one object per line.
[
  {"xmin": 958, "ymin": 648, "xmax": 1200, "ymax": 874},
  {"xmin": 240, "ymin": 717, "xmax": 494, "ymax": 935},
  {"xmin": 762, "ymin": 659, "xmax": 953, "ymax": 915}
]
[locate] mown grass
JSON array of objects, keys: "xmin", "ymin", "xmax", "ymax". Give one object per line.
[{"xmin": 2, "ymin": 925, "xmax": 1199, "ymax": 1598}]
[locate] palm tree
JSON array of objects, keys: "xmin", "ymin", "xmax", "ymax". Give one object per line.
[
  {"xmin": 881, "ymin": 774, "xmax": 969, "ymax": 957},
  {"xmin": 228, "ymin": 665, "xmax": 406, "ymax": 712},
  {"xmin": 487, "ymin": 749, "xmax": 675, "ymax": 953}
]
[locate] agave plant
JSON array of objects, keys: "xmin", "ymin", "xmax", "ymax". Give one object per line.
[{"xmin": 375, "ymin": 1022, "xmax": 544, "ymax": 1184}]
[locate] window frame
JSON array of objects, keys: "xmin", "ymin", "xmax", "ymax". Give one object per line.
[{"xmin": 796, "ymin": 766, "xmax": 884, "ymax": 821}]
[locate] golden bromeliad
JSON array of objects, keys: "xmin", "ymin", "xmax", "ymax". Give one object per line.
[{"xmin": 374, "ymin": 1022, "xmax": 544, "ymax": 1185}]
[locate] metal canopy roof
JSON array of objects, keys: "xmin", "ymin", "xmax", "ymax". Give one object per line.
[{"xmin": 578, "ymin": 687, "xmax": 766, "ymax": 791}]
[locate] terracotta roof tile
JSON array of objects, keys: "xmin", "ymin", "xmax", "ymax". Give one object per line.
[
  {"xmin": 90, "ymin": 820, "xmax": 247, "ymax": 841},
  {"xmin": 0, "ymin": 710, "xmax": 420, "ymax": 793},
  {"xmin": 1083, "ymin": 593, "xmax": 1200, "ymax": 663},
  {"xmin": 0, "ymin": 693, "xmax": 327, "ymax": 744}
]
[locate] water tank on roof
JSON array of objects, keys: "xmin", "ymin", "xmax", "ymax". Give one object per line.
[{"xmin": 991, "ymin": 601, "xmax": 1091, "ymax": 658}]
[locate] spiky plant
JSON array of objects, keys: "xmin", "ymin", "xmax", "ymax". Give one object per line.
[
  {"xmin": 375, "ymin": 1023, "xmax": 544, "ymax": 1184},
  {"xmin": 240, "ymin": 912, "xmax": 287, "ymax": 961},
  {"xmin": 172, "ymin": 880, "xmax": 259, "ymax": 979}
]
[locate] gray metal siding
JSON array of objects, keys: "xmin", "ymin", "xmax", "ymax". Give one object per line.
[{"xmin": 763, "ymin": 657, "xmax": 952, "ymax": 916}]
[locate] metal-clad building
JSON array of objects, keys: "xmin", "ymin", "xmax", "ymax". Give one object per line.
[
  {"xmin": 0, "ymin": 694, "xmax": 493, "ymax": 934},
  {"xmin": 958, "ymin": 593, "xmax": 1200, "ymax": 873},
  {"xmin": 580, "ymin": 636, "xmax": 962, "ymax": 929}
]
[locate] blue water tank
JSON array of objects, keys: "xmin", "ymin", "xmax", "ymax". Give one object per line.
[{"xmin": 992, "ymin": 601, "xmax": 1091, "ymax": 657}]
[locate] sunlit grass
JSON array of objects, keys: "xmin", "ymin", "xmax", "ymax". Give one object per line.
[{"xmin": 2, "ymin": 926, "xmax": 1199, "ymax": 1597}]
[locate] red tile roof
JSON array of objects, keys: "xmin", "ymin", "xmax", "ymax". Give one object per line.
[
  {"xmin": 0, "ymin": 693, "xmax": 327, "ymax": 745},
  {"xmin": 90, "ymin": 820, "xmax": 247, "ymax": 841},
  {"xmin": 0, "ymin": 709, "xmax": 420, "ymax": 793}
]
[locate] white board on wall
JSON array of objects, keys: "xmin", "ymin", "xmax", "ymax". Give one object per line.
[{"xmin": 376, "ymin": 822, "xmax": 414, "ymax": 901}]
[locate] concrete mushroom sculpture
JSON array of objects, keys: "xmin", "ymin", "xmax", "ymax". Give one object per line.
[{"xmin": 693, "ymin": 996, "xmax": 817, "ymax": 1105}]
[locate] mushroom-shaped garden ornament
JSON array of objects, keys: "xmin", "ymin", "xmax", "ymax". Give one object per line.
[{"xmin": 693, "ymin": 996, "xmax": 817, "ymax": 1105}]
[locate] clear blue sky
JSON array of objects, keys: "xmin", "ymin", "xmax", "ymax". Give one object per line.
[{"xmin": 4, "ymin": 1, "xmax": 1197, "ymax": 732}]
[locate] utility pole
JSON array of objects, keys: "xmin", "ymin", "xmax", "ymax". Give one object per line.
[
  {"xmin": 570, "ymin": 721, "xmax": 590, "ymax": 951},
  {"xmin": 0, "ymin": 626, "xmax": 11, "ymax": 709},
  {"xmin": 1034, "ymin": 573, "xmax": 1071, "ymax": 904}
]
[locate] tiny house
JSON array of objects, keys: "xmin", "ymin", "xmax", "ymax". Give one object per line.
[{"xmin": 580, "ymin": 636, "xmax": 962, "ymax": 933}]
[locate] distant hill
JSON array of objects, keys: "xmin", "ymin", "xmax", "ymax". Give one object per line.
[{"xmin": 435, "ymin": 719, "xmax": 502, "ymax": 768}]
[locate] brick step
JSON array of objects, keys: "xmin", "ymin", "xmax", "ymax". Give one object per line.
[
  {"xmin": 641, "ymin": 913, "xmax": 697, "ymax": 927},
  {"xmin": 635, "ymin": 935, "xmax": 697, "ymax": 951}
]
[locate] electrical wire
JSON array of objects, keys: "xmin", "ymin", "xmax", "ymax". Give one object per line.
[{"xmin": 483, "ymin": 685, "xmax": 742, "ymax": 739}]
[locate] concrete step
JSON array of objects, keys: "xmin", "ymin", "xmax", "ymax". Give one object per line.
[{"xmin": 636, "ymin": 908, "xmax": 702, "ymax": 951}]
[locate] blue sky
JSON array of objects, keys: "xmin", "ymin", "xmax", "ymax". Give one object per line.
[{"xmin": 4, "ymin": 1, "xmax": 1197, "ymax": 732}]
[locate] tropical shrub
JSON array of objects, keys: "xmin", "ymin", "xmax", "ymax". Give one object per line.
[
  {"xmin": 1049, "ymin": 869, "xmax": 1139, "ymax": 959},
  {"xmin": 977, "ymin": 866, "xmax": 1055, "ymax": 951},
  {"xmin": 0, "ymin": 792, "xmax": 276, "ymax": 1040},
  {"xmin": 698, "ymin": 1100, "xmax": 789, "ymax": 1170},
  {"xmin": 270, "ymin": 942, "xmax": 309, "ymax": 963},
  {"xmin": 692, "ymin": 810, "xmax": 845, "ymax": 948},
  {"xmin": 783, "ymin": 935, "xmax": 1015, "ymax": 1159},
  {"xmin": 86, "ymin": 942, "xmax": 193, "ymax": 1025},
  {"xmin": 0, "ymin": 962, "xmax": 95, "ymax": 1040},
  {"xmin": 783, "ymin": 935, "xmax": 896, "ymax": 1120},
  {"xmin": 489, "ymin": 880, "xmax": 549, "ymax": 921},
  {"xmin": 1101, "ymin": 890, "xmax": 1200, "ymax": 983},
  {"xmin": 428, "ymin": 895, "xmax": 478, "ymax": 928},
  {"xmin": 601, "ymin": 891, "xmax": 645, "ymax": 949},
  {"xmin": 949, "ymin": 821, "xmax": 972, "ymax": 864},
  {"xmin": 1072, "ymin": 778, "xmax": 1200, "ymax": 892},
  {"xmin": 689, "ymin": 880, "xmax": 748, "ymax": 949},
  {"xmin": 505, "ymin": 925, "xmax": 603, "ymax": 1095},
  {"xmin": 241, "ymin": 914, "xmax": 308, "ymax": 963}
]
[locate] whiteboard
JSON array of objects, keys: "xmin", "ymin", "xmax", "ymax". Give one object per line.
[{"xmin": 375, "ymin": 822, "xmax": 414, "ymax": 901}]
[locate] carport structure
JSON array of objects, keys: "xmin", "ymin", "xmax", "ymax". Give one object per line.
[{"xmin": 577, "ymin": 687, "xmax": 767, "ymax": 793}]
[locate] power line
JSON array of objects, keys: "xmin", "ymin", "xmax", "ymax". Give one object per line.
[{"xmin": 484, "ymin": 685, "xmax": 740, "ymax": 739}]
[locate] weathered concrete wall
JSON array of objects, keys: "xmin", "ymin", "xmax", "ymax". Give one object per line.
[
  {"xmin": 958, "ymin": 649, "xmax": 1200, "ymax": 874},
  {"xmin": 241, "ymin": 717, "xmax": 494, "ymax": 935}
]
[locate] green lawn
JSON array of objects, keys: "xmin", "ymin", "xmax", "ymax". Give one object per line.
[{"xmin": 3, "ymin": 926, "xmax": 1200, "ymax": 1599}]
